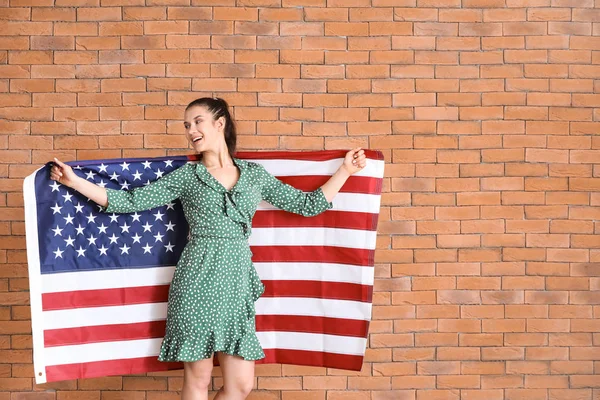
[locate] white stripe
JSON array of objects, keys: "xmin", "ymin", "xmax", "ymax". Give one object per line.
[
  {"xmin": 41, "ymin": 267, "xmax": 176, "ymax": 294},
  {"xmin": 42, "ymin": 298, "xmax": 370, "ymax": 330},
  {"xmin": 45, "ymin": 338, "xmax": 164, "ymax": 365},
  {"xmin": 255, "ymin": 262, "xmax": 375, "ymax": 286},
  {"xmin": 258, "ymin": 331, "xmax": 367, "ymax": 355},
  {"xmin": 41, "ymin": 262, "xmax": 373, "ymax": 294},
  {"xmin": 251, "ymin": 158, "xmax": 385, "ymax": 179},
  {"xmin": 249, "ymin": 227, "xmax": 376, "ymax": 249},
  {"xmin": 23, "ymin": 168, "xmax": 48, "ymax": 384},
  {"xmin": 44, "ymin": 332, "xmax": 367, "ymax": 366},
  {"xmin": 44, "ymin": 303, "xmax": 168, "ymax": 330},
  {"xmin": 257, "ymin": 192, "xmax": 382, "ymax": 214},
  {"xmin": 255, "ymin": 297, "xmax": 372, "ymax": 320}
]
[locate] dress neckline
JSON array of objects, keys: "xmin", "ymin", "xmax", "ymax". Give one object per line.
[{"xmin": 196, "ymin": 157, "xmax": 245, "ymax": 193}]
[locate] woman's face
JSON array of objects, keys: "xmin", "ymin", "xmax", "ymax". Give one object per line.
[{"xmin": 183, "ymin": 105, "xmax": 225, "ymax": 153}]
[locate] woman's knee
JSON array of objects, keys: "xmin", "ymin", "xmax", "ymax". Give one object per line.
[
  {"xmin": 224, "ymin": 378, "xmax": 254, "ymax": 397},
  {"xmin": 183, "ymin": 359, "xmax": 213, "ymax": 390}
]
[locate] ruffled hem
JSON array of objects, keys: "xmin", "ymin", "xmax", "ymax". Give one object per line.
[{"xmin": 157, "ymin": 328, "xmax": 266, "ymax": 362}]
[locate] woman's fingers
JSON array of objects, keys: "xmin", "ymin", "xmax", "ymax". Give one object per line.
[
  {"xmin": 50, "ymin": 158, "xmax": 70, "ymax": 182},
  {"xmin": 53, "ymin": 158, "xmax": 68, "ymax": 168},
  {"xmin": 352, "ymin": 152, "xmax": 366, "ymax": 165},
  {"xmin": 346, "ymin": 148, "xmax": 367, "ymax": 174}
]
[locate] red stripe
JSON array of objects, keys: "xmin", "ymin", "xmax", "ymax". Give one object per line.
[
  {"xmin": 259, "ymin": 349, "xmax": 363, "ymax": 371},
  {"xmin": 44, "ymin": 320, "xmax": 167, "ymax": 347},
  {"xmin": 71, "ymin": 149, "xmax": 382, "ymax": 172},
  {"xmin": 41, "ymin": 285, "xmax": 170, "ymax": 311},
  {"xmin": 45, "ymin": 356, "xmax": 181, "ymax": 383},
  {"xmin": 42, "ymin": 278, "xmax": 371, "ymax": 311},
  {"xmin": 253, "ymin": 210, "xmax": 379, "ymax": 231},
  {"xmin": 275, "ymin": 175, "xmax": 382, "ymax": 195},
  {"xmin": 262, "ymin": 280, "xmax": 373, "ymax": 303},
  {"xmin": 255, "ymin": 315, "xmax": 369, "ymax": 338},
  {"xmin": 237, "ymin": 149, "xmax": 383, "ymax": 161},
  {"xmin": 44, "ymin": 315, "xmax": 368, "ymax": 348},
  {"xmin": 44, "ymin": 349, "xmax": 363, "ymax": 382},
  {"xmin": 251, "ymin": 246, "xmax": 374, "ymax": 266},
  {"xmin": 190, "ymin": 149, "xmax": 381, "ymax": 162}
]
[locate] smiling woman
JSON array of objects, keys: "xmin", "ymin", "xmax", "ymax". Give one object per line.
[
  {"xmin": 184, "ymin": 98, "xmax": 241, "ymax": 191},
  {"xmin": 49, "ymin": 96, "xmax": 367, "ymax": 400},
  {"xmin": 185, "ymin": 98, "xmax": 237, "ymax": 161}
]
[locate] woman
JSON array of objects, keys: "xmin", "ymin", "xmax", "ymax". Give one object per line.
[{"xmin": 50, "ymin": 97, "xmax": 367, "ymax": 400}]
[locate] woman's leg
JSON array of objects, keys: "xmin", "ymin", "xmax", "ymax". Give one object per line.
[
  {"xmin": 182, "ymin": 357, "xmax": 214, "ymax": 400},
  {"xmin": 213, "ymin": 352, "xmax": 255, "ymax": 400}
]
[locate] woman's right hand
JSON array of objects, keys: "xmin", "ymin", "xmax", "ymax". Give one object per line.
[{"xmin": 50, "ymin": 158, "xmax": 78, "ymax": 188}]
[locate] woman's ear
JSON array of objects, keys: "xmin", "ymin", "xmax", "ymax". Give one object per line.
[{"xmin": 216, "ymin": 116, "xmax": 226, "ymax": 132}]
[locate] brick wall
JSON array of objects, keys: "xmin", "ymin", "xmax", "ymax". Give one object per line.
[{"xmin": 1, "ymin": 0, "xmax": 600, "ymax": 399}]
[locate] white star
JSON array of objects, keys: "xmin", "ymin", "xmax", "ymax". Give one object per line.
[
  {"xmin": 97, "ymin": 204, "xmax": 104, "ymax": 212},
  {"xmin": 52, "ymin": 225, "xmax": 63, "ymax": 236},
  {"xmin": 51, "ymin": 203, "xmax": 62, "ymax": 214},
  {"xmin": 98, "ymin": 245, "xmax": 108, "ymax": 256},
  {"xmin": 49, "ymin": 181, "xmax": 60, "ymax": 192},
  {"xmin": 142, "ymin": 161, "xmax": 152, "ymax": 169},
  {"xmin": 144, "ymin": 180, "xmax": 151, "ymax": 186},
  {"xmin": 62, "ymin": 192, "xmax": 73, "ymax": 202},
  {"xmin": 120, "ymin": 223, "xmax": 130, "ymax": 233},
  {"xmin": 165, "ymin": 221, "xmax": 176, "ymax": 231},
  {"xmin": 132, "ymin": 233, "xmax": 142, "ymax": 244},
  {"xmin": 142, "ymin": 222, "xmax": 153, "ymax": 232},
  {"xmin": 120, "ymin": 181, "xmax": 130, "ymax": 190},
  {"xmin": 120, "ymin": 243, "xmax": 130, "ymax": 255},
  {"xmin": 87, "ymin": 235, "xmax": 97, "ymax": 246},
  {"xmin": 108, "ymin": 234, "xmax": 119, "ymax": 244},
  {"xmin": 98, "ymin": 164, "xmax": 108, "ymax": 173},
  {"xmin": 153, "ymin": 211, "xmax": 164, "ymax": 221},
  {"xmin": 74, "ymin": 165, "xmax": 83, "ymax": 170},
  {"xmin": 132, "ymin": 170, "xmax": 142, "ymax": 180},
  {"xmin": 75, "ymin": 224, "xmax": 85, "ymax": 235},
  {"xmin": 154, "ymin": 168, "xmax": 164, "ymax": 179},
  {"xmin": 120, "ymin": 161, "xmax": 130, "ymax": 171},
  {"xmin": 76, "ymin": 246, "xmax": 86, "ymax": 257},
  {"xmin": 109, "ymin": 214, "xmax": 119, "ymax": 223},
  {"xmin": 86, "ymin": 213, "xmax": 97, "ymax": 224},
  {"xmin": 142, "ymin": 243, "xmax": 153, "ymax": 254},
  {"xmin": 74, "ymin": 203, "xmax": 84, "ymax": 213},
  {"xmin": 98, "ymin": 179, "xmax": 107, "ymax": 188},
  {"xmin": 166, "ymin": 202, "xmax": 175, "ymax": 210},
  {"xmin": 97, "ymin": 223, "xmax": 108, "ymax": 234},
  {"xmin": 109, "ymin": 171, "xmax": 120, "ymax": 181},
  {"xmin": 53, "ymin": 248, "xmax": 64, "ymax": 259},
  {"xmin": 164, "ymin": 242, "xmax": 175, "ymax": 252},
  {"xmin": 131, "ymin": 212, "xmax": 141, "ymax": 222},
  {"xmin": 63, "ymin": 214, "xmax": 74, "ymax": 225},
  {"xmin": 85, "ymin": 170, "xmax": 96, "ymax": 180},
  {"xmin": 164, "ymin": 160, "xmax": 173, "ymax": 168},
  {"xmin": 64, "ymin": 236, "xmax": 75, "ymax": 247},
  {"xmin": 154, "ymin": 232, "xmax": 164, "ymax": 242}
]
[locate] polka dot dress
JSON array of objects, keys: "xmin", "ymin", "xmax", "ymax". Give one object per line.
[{"xmin": 104, "ymin": 157, "xmax": 333, "ymax": 362}]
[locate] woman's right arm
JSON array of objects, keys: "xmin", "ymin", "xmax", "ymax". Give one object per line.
[
  {"xmin": 51, "ymin": 158, "xmax": 108, "ymax": 207},
  {"xmin": 50, "ymin": 158, "xmax": 185, "ymax": 213}
]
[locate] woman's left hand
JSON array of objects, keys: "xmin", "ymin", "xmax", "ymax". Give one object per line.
[{"xmin": 342, "ymin": 147, "xmax": 367, "ymax": 175}]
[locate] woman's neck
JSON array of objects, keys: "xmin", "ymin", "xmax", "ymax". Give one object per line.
[{"xmin": 201, "ymin": 149, "xmax": 233, "ymax": 169}]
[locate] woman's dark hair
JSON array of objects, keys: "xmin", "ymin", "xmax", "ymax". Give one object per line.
[{"xmin": 186, "ymin": 97, "xmax": 236, "ymax": 159}]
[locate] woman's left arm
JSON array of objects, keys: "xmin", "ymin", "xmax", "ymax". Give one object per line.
[
  {"xmin": 320, "ymin": 147, "xmax": 366, "ymax": 202},
  {"xmin": 259, "ymin": 148, "xmax": 367, "ymax": 217}
]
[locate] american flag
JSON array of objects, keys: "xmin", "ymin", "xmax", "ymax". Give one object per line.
[{"xmin": 24, "ymin": 150, "xmax": 384, "ymax": 384}]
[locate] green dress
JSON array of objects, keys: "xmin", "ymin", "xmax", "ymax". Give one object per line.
[{"xmin": 103, "ymin": 157, "xmax": 333, "ymax": 362}]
